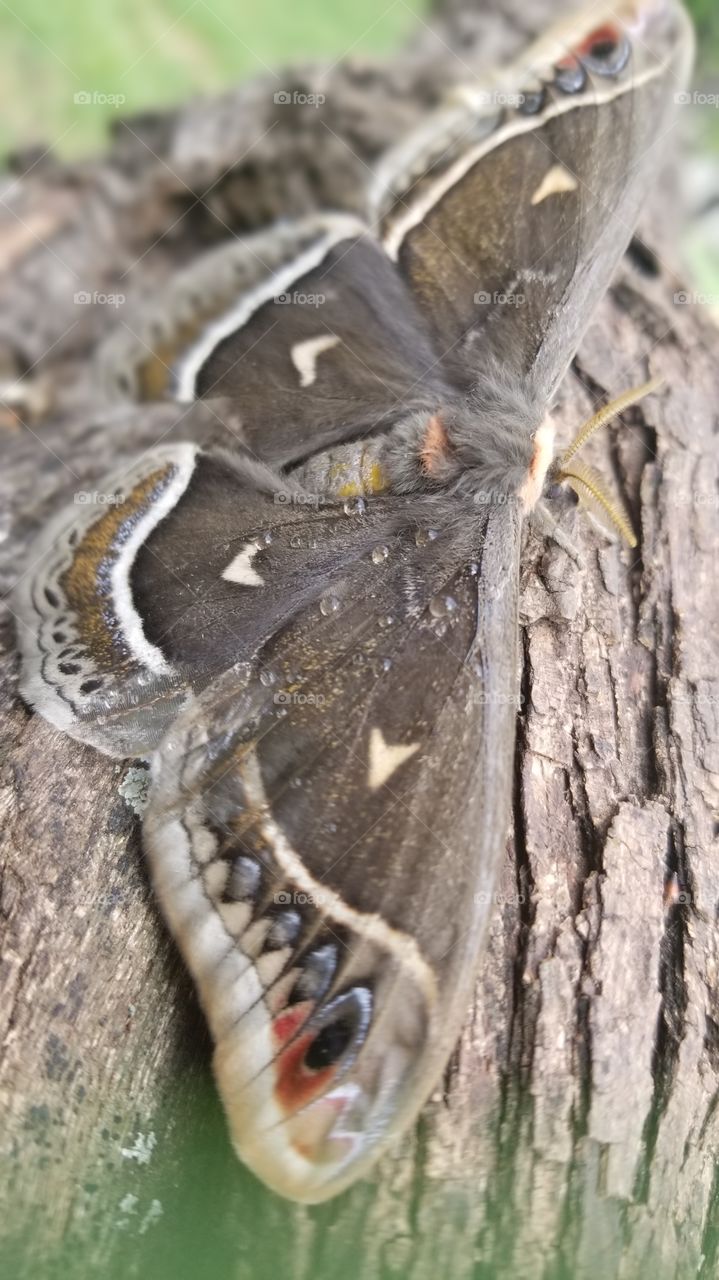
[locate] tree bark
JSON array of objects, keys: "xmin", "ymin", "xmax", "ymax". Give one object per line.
[{"xmin": 1, "ymin": 3, "xmax": 717, "ymax": 1278}]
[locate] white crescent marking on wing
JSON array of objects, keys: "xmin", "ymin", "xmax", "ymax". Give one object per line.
[
  {"xmin": 173, "ymin": 215, "xmax": 365, "ymax": 402},
  {"xmin": 222, "ymin": 542, "xmax": 264, "ymax": 587},
  {"xmin": 109, "ymin": 443, "xmax": 198, "ymax": 677},
  {"xmin": 367, "ymin": 727, "xmax": 421, "ymax": 790},
  {"xmin": 530, "ymin": 163, "xmax": 578, "ymax": 204},
  {"xmin": 239, "ymin": 752, "xmax": 437, "ymax": 999},
  {"xmin": 290, "ymin": 334, "xmax": 340, "ymax": 387},
  {"xmin": 380, "ymin": 61, "xmax": 667, "ymax": 260}
]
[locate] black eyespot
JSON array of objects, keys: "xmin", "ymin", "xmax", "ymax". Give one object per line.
[
  {"xmin": 553, "ymin": 58, "xmax": 587, "ymax": 95},
  {"xmin": 517, "ymin": 86, "xmax": 546, "ymax": 116},
  {"xmin": 44, "ymin": 587, "xmax": 60, "ymax": 608},
  {"xmin": 52, "ymin": 631, "xmax": 66, "ymax": 644},
  {"xmin": 304, "ymin": 1018, "xmax": 354, "ymax": 1070},
  {"xmin": 265, "ymin": 909, "xmax": 302, "ymax": 950},
  {"xmin": 80, "ymin": 678, "xmax": 103, "ymax": 694},
  {"xmin": 290, "ymin": 942, "xmax": 337, "ymax": 1003},
  {"xmin": 580, "ymin": 32, "xmax": 631, "ymax": 77},
  {"xmin": 224, "ymin": 854, "xmax": 261, "ymax": 902},
  {"xmin": 58, "ymin": 662, "xmax": 81, "ymax": 676},
  {"xmin": 302, "ymin": 987, "xmax": 373, "ymax": 1073}
]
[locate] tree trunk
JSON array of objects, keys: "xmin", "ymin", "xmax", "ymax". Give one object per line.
[{"xmin": 1, "ymin": 4, "xmax": 717, "ymax": 1278}]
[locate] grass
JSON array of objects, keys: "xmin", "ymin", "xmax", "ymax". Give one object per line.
[{"xmin": 0, "ymin": 0, "xmax": 430, "ymax": 157}]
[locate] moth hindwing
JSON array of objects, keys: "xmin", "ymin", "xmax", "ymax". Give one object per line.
[{"xmin": 142, "ymin": 490, "xmax": 522, "ymax": 1202}]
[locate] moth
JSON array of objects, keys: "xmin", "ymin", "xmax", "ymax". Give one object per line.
[{"xmin": 13, "ymin": 0, "xmax": 692, "ymax": 1203}]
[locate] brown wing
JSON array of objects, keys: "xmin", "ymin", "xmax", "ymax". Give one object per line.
[
  {"xmin": 374, "ymin": 0, "xmax": 693, "ymax": 398},
  {"xmin": 143, "ymin": 495, "xmax": 522, "ymax": 1202}
]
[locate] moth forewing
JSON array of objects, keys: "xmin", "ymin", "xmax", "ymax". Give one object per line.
[{"xmin": 374, "ymin": 0, "xmax": 693, "ymax": 398}]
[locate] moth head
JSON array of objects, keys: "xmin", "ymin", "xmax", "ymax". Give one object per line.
[
  {"xmin": 389, "ymin": 372, "xmax": 663, "ymax": 546},
  {"xmin": 388, "ymin": 364, "xmax": 553, "ymax": 514}
]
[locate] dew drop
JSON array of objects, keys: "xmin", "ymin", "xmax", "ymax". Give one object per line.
[
  {"xmin": 415, "ymin": 527, "xmax": 439, "ymax": 547},
  {"xmin": 320, "ymin": 593, "xmax": 341, "ymax": 616},
  {"xmin": 254, "ymin": 531, "xmax": 272, "ymax": 548},
  {"xmin": 381, "ymin": 657, "xmax": 392, "ymax": 672},
  {"xmin": 343, "ymin": 497, "xmax": 367, "ymax": 516},
  {"xmin": 371, "ymin": 544, "xmax": 389, "ymax": 565},
  {"xmin": 378, "ymin": 615, "xmax": 394, "ymax": 629},
  {"xmin": 259, "ymin": 670, "xmax": 276, "ymax": 687},
  {"xmin": 468, "ymin": 562, "xmax": 479, "ymax": 576},
  {"xmin": 429, "ymin": 593, "xmax": 458, "ymax": 619}
]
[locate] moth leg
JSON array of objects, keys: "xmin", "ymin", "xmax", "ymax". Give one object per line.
[
  {"xmin": 530, "ymin": 501, "xmax": 582, "ymax": 564},
  {"xmin": 96, "ymin": 212, "xmax": 367, "ymax": 406},
  {"xmin": 557, "ymin": 460, "xmax": 636, "ymax": 547}
]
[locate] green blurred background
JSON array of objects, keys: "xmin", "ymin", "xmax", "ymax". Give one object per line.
[
  {"xmin": 0, "ymin": 0, "xmax": 428, "ymax": 157},
  {"xmin": 2, "ymin": 0, "xmax": 716, "ymax": 290},
  {"xmin": 0, "ymin": 2, "xmax": 717, "ymax": 1278},
  {"xmin": 1, "ymin": 0, "xmax": 717, "ymax": 158}
]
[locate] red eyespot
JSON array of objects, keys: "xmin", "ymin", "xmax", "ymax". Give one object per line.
[
  {"xmin": 272, "ymin": 987, "xmax": 372, "ymax": 1112},
  {"xmin": 272, "ymin": 1002, "xmax": 336, "ymax": 1110},
  {"xmin": 572, "ymin": 24, "xmax": 631, "ymax": 77}
]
